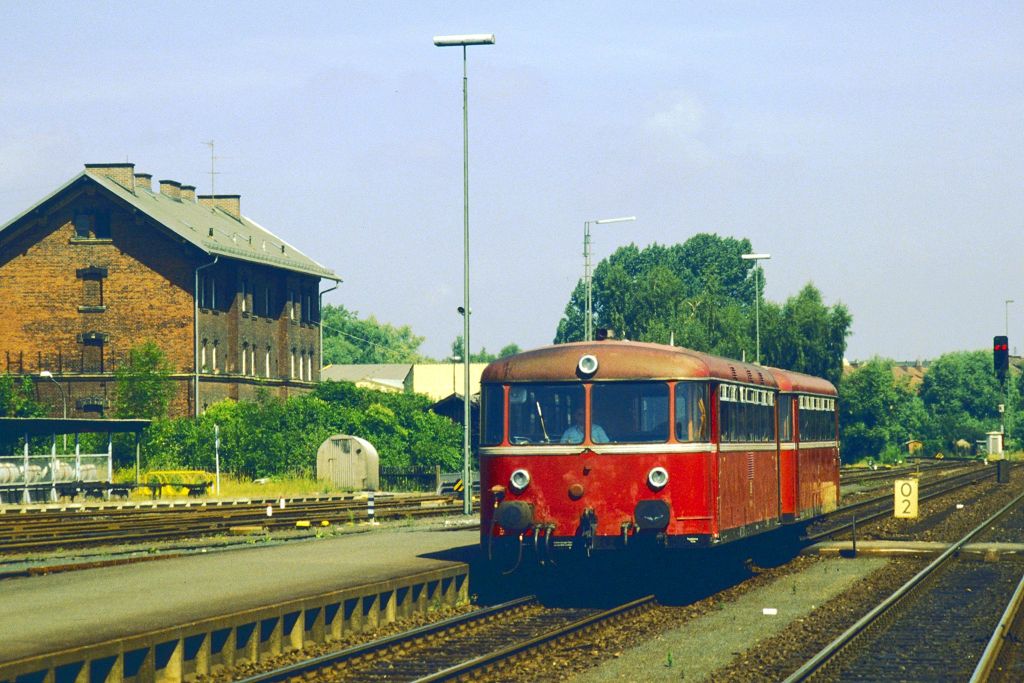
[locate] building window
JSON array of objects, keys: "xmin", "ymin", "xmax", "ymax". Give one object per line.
[
  {"xmin": 212, "ymin": 341, "xmax": 219, "ymax": 373},
  {"xmin": 264, "ymin": 286, "xmax": 272, "ymax": 317},
  {"xmin": 73, "ymin": 211, "xmax": 111, "ymax": 240},
  {"xmin": 307, "ymin": 350, "xmax": 313, "ymax": 380},
  {"xmin": 77, "ymin": 331, "xmax": 108, "ymax": 373},
  {"xmin": 290, "ymin": 348, "xmax": 296, "ymax": 378},
  {"xmin": 289, "ymin": 290, "xmax": 296, "ymax": 320},
  {"xmin": 302, "ymin": 292, "xmax": 313, "ymax": 323},
  {"xmin": 265, "ymin": 346, "xmax": 272, "ymax": 378},
  {"xmin": 299, "ymin": 351, "xmax": 305, "ymax": 380},
  {"xmin": 201, "ymin": 339, "xmax": 208, "ymax": 372},
  {"xmin": 241, "ymin": 342, "xmax": 249, "ymax": 375},
  {"xmin": 240, "ymin": 278, "xmax": 249, "ymax": 313},
  {"xmin": 76, "ymin": 266, "xmax": 108, "ymax": 312}
]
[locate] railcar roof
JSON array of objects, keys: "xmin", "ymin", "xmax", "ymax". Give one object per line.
[
  {"xmin": 481, "ymin": 340, "xmax": 779, "ymax": 388},
  {"xmin": 765, "ymin": 366, "xmax": 837, "ymax": 397}
]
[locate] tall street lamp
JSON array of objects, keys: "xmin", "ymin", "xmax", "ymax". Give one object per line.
[
  {"xmin": 435, "ymin": 33, "xmax": 494, "ymax": 515},
  {"xmin": 741, "ymin": 253, "xmax": 771, "ymax": 364},
  {"xmin": 584, "ymin": 216, "xmax": 636, "ymax": 341},
  {"xmin": 39, "ymin": 370, "xmax": 67, "ymax": 452}
]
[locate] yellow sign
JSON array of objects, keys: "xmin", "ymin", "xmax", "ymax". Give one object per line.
[
  {"xmin": 453, "ymin": 479, "xmax": 464, "ymax": 492},
  {"xmin": 894, "ymin": 478, "xmax": 919, "ymax": 519}
]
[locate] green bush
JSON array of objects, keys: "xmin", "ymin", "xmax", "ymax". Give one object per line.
[{"xmin": 137, "ymin": 382, "xmax": 461, "ymax": 478}]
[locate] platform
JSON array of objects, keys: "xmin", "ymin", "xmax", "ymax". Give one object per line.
[{"xmin": 0, "ymin": 521, "xmax": 479, "ymax": 682}]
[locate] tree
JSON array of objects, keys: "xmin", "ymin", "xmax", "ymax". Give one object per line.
[
  {"xmin": 839, "ymin": 359, "xmax": 927, "ymax": 462},
  {"xmin": 0, "ymin": 375, "xmax": 44, "ymax": 417},
  {"xmin": 451, "ymin": 336, "xmax": 519, "ymax": 363},
  {"xmin": 554, "ymin": 236, "xmax": 756, "ymax": 349},
  {"xmin": 114, "ymin": 341, "xmax": 175, "ymax": 419},
  {"xmin": 920, "ymin": 351, "xmax": 1005, "ymax": 452},
  {"xmin": 321, "ymin": 304, "xmax": 425, "ymax": 364},
  {"xmin": 552, "ymin": 234, "xmax": 852, "ymax": 383},
  {"xmin": 766, "ymin": 284, "xmax": 852, "ymax": 387}
]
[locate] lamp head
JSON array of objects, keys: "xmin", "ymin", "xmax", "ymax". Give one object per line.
[
  {"xmin": 39, "ymin": 370, "xmax": 53, "ymax": 378},
  {"xmin": 434, "ymin": 34, "xmax": 495, "ymax": 47}
]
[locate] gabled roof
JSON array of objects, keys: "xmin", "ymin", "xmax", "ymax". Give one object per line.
[{"xmin": 0, "ymin": 169, "xmax": 339, "ymax": 281}]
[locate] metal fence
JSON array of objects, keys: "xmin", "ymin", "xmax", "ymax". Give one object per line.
[{"xmin": 379, "ymin": 466, "xmax": 440, "ymax": 492}]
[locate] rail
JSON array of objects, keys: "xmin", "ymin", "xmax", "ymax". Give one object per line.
[{"xmin": 783, "ymin": 488, "xmax": 1024, "ymax": 682}]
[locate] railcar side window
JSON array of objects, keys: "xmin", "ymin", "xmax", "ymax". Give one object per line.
[
  {"xmin": 481, "ymin": 384, "xmax": 504, "ymax": 446},
  {"xmin": 798, "ymin": 395, "xmax": 836, "ymax": 442},
  {"xmin": 591, "ymin": 382, "xmax": 669, "ymax": 444},
  {"xmin": 718, "ymin": 384, "xmax": 776, "ymax": 443},
  {"xmin": 778, "ymin": 396, "xmax": 794, "ymax": 442},
  {"xmin": 675, "ymin": 382, "xmax": 711, "ymax": 442},
  {"xmin": 507, "ymin": 384, "xmax": 583, "ymax": 445}
]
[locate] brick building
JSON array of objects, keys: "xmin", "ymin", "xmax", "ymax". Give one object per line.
[{"xmin": 0, "ymin": 162, "xmax": 340, "ymax": 418}]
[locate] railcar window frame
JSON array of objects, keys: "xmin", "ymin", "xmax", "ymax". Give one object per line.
[
  {"xmin": 674, "ymin": 381, "xmax": 711, "ymax": 443},
  {"xmin": 778, "ymin": 395, "xmax": 794, "ymax": 442},
  {"xmin": 717, "ymin": 382, "xmax": 777, "ymax": 443},
  {"xmin": 480, "ymin": 383, "xmax": 505, "ymax": 446},
  {"xmin": 506, "ymin": 382, "xmax": 584, "ymax": 446},
  {"xmin": 590, "ymin": 380, "xmax": 670, "ymax": 444},
  {"xmin": 798, "ymin": 394, "xmax": 837, "ymax": 442}
]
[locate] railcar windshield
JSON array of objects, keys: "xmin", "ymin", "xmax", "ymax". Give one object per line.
[
  {"xmin": 675, "ymin": 382, "xmax": 711, "ymax": 442},
  {"xmin": 591, "ymin": 381, "xmax": 670, "ymax": 443},
  {"xmin": 508, "ymin": 383, "xmax": 584, "ymax": 445}
]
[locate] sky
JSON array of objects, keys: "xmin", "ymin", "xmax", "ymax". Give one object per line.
[{"xmin": 2, "ymin": 2, "xmax": 1022, "ymax": 362}]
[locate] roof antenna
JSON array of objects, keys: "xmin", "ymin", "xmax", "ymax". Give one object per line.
[{"xmin": 202, "ymin": 140, "xmax": 220, "ymax": 196}]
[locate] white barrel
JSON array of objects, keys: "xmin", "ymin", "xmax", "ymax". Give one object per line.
[
  {"xmin": 0, "ymin": 463, "xmax": 18, "ymax": 484},
  {"xmin": 52, "ymin": 461, "xmax": 74, "ymax": 482},
  {"xmin": 21, "ymin": 465, "xmax": 44, "ymax": 483}
]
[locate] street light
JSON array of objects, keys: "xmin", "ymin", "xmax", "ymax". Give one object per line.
[
  {"xmin": 741, "ymin": 253, "xmax": 771, "ymax": 364},
  {"xmin": 39, "ymin": 371, "xmax": 67, "ymax": 452},
  {"xmin": 435, "ymin": 32, "xmax": 494, "ymax": 515},
  {"xmin": 584, "ymin": 216, "xmax": 636, "ymax": 341}
]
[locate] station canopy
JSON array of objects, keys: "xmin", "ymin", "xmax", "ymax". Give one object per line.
[{"xmin": 0, "ymin": 418, "xmax": 151, "ymax": 437}]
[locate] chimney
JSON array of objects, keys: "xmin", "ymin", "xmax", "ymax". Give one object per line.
[
  {"xmin": 198, "ymin": 194, "xmax": 241, "ymax": 219},
  {"xmin": 134, "ymin": 173, "xmax": 152, "ymax": 191},
  {"xmin": 180, "ymin": 184, "xmax": 196, "ymax": 202},
  {"xmin": 158, "ymin": 179, "xmax": 182, "ymax": 200},
  {"xmin": 84, "ymin": 163, "xmax": 135, "ymax": 191}
]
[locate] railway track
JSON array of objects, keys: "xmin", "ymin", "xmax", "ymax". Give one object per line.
[
  {"xmin": 807, "ymin": 461, "xmax": 993, "ymax": 541},
  {"xmin": 0, "ymin": 494, "xmax": 466, "ymax": 554},
  {"xmin": 234, "ymin": 594, "xmax": 656, "ymax": 683},
  {"xmin": 783, "ymin": 488, "xmax": 1024, "ymax": 682}
]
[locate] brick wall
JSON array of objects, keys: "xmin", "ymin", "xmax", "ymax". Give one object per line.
[{"xmin": 1, "ymin": 177, "xmax": 324, "ymax": 419}]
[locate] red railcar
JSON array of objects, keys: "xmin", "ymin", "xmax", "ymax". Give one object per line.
[{"xmin": 478, "ymin": 340, "xmax": 839, "ymax": 561}]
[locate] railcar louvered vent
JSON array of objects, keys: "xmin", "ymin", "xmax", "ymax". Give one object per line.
[
  {"xmin": 730, "ymin": 365, "xmax": 738, "ymax": 380},
  {"xmin": 748, "ymin": 453, "xmax": 755, "ymax": 480},
  {"xmin": 746, "ymin": 369, "xmax": 753, "ymax": 383}
]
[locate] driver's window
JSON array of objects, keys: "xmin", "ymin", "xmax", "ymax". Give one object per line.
[{"xmin": 508, "ymin": 383, "xmax": 583, "ymax": 445}]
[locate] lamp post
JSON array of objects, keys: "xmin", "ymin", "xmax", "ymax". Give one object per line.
[
  {"xmin": 39, "ymin": 371, "xmax": 67, "ymax": 452},
  {"xmin": 435, "ymin": 33, "xmax": 494, "ymax": 515},
  {"xmin": 741, "ymin": 253, "xmax": 771, "ymax": 364},
  {"xmin": 584, "ymin": 216, "xmax": 636, "ymax": 341}
]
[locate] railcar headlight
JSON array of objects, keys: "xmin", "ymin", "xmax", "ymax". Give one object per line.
[
  {"xmin": 577, "ymin": 354, "xmax": 599, "ymax": 376},
  {"xmin": 510, "ymin": 468, "xmax": 531, "ymax": 492},
  {"xmin": 647, "ymin": 466, "xmax": 669, "ymax": 490}
]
